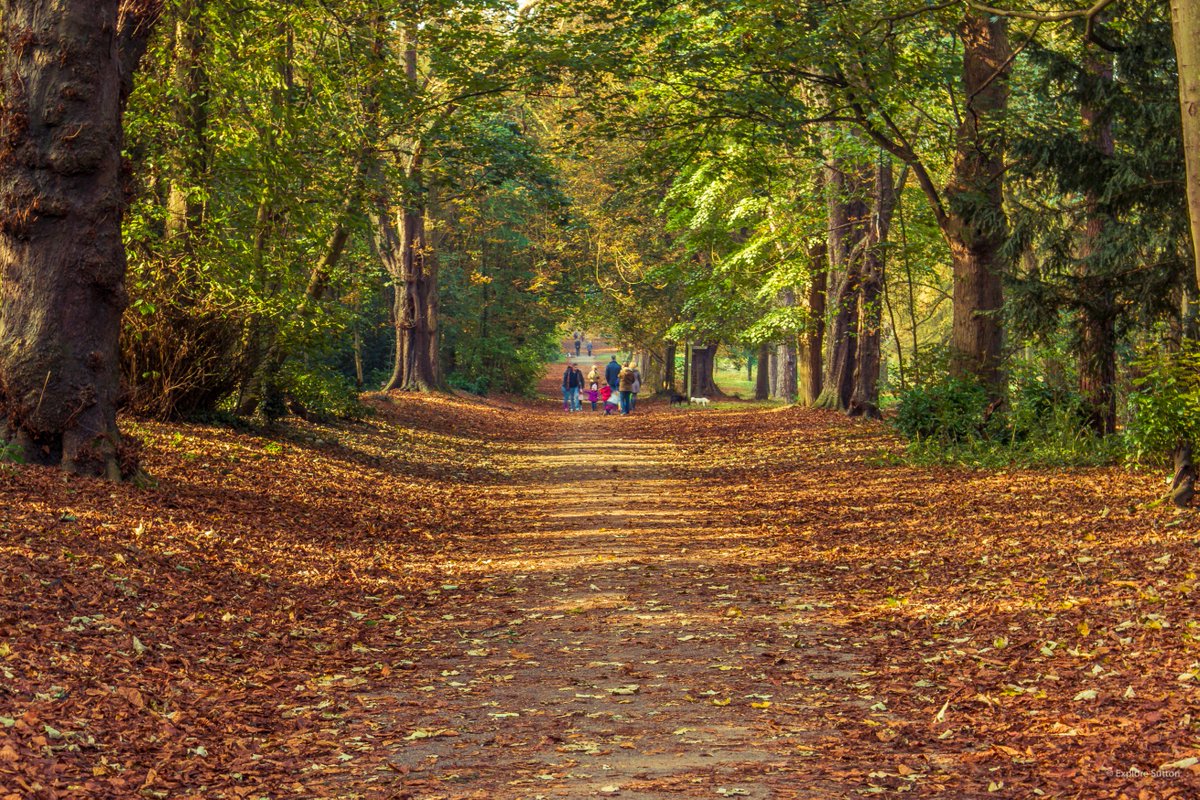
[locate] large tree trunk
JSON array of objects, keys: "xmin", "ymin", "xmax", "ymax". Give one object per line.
[
  {"xmin": 689, "ymin": 343, "xmax": 721, "ymax": 398},
  {"xmin": 1171, "ymin": 0, "xmax": 1200, "ymax": 287},
  {"xmin": 1078, "ymin": 46, "xmax": 1117, "ymax": 435},
  {"xmin": 0, "ymin": 1, "xmax": 157, "ymax": 478},
  {"xmin": 383, "ymin": 206, "xmax": 440, "ymax": 391},
  {"xmin": 381, "ymin": 29, "xmax": 440, "ymax": 393},
  {"xmin": 801, "ymin": 241, "xmax": 827, "ymax": 405},
  {"xmin": 850, "ymin": 157, "xmax": 900, "ymax": 418},
  {"xmin": 946, "ymin": 13, "xmax": 1010, "ymax": 394},
  {"xmin": 817, "ymin": 160, "xmax": 868, "ymax": 410},
  {"xmin": 755, "ymin": 341, "xmax": 770, "ymax": 400}
]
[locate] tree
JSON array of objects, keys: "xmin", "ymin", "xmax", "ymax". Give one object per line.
[{"xmin": 0, "ymin": 0, "xmax": 159, "ymax": 477}]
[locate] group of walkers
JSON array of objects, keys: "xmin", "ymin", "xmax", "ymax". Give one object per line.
[
  {"xmin": 570, "ymin": 331, "xmax": 593, "ymax": 358},
  {"xmin": 561, "ymin": 354, "xmax": 641, "ymax": 415}
]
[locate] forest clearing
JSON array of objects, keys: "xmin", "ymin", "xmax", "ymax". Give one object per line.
[{"xmin": 2, "ymin": 379, "xmax": 1199, "ymax": 798}]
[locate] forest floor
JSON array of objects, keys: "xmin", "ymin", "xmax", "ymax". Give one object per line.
[{"xmin": 2, "ymin": 367, "xmax": 1200, "ymax": 799}]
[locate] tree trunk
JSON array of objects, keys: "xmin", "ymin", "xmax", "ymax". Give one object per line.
[
  {"xmin": 946, "ymin": 12, "xmax": 1010, "ymax": 394},
  {"xmin": 662, "ymin": 340, "xmax": 677, "ymax": 392},
  {"xmin": 689, "ymin": 343, "xmax": 720, "ymax": 398},
  {"xmin": 776, "ymin": 287, "xmax": 798, "ymax": 401},
  {"xmin": 767, "ymin": 346, "xmax": 779, "ymax": 398},
  {"xmin": 1078, "ymin": 46, "xmax": 1117, "ymax": 435},
  {"xmin": 682, "ymin": 342, "xmax": 691, "ymax": 397},
  {"xmin": 0, "ymin": 1, "xmax": 157, "ymax": 478},
  {"xmin": 817, "ymin": 160, "xmax": 868, "ymax": 410},
  {"xmin": 801, "ymin": 241, "xmax": 827, "ymax": 405},
  {"xmin": 850, "ymin": 157, "xmax": 900, "ymax": 419},
  {"xmin": 382, "ymin": 206, "xmax": 440, "ymax": 391},
  {"xmin": 164, "ymin": 0, "xmax": 209, "ymax": 242},
  {"xmin": 381, "ymin": 29, "xmax": 440, "ymax": 393},
  {"xmin": 1171, "ymin": 0, "xmax": 1200, "ymax": 288},
  {"xmin": 755, "ymin": 341, "xmax": 770, "ymax": 400}
]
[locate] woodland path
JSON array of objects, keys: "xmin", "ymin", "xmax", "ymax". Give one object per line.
[
  {"xmin": 3, "ymin": 377, "xmax": 1199, "ymax": 799},
  {"xmin": 383, "ymin": 414, "xmax": 868, "ymax": 799}
]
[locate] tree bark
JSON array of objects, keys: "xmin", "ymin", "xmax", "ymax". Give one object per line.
[
  {"xmin": 689, "ymin": 343, "xmax": 720, "ymax": 398},
  {"xmin": 1171, "ymin": 0, "xmax": 1200, "ymax": 288},
  {"xmin": 381, "ymin": 205, "xmax": 440, "ymax": 391},
  {"xmin": 380, "ymin": 28, "xmax": 440, "ymax": 393},
  {"xmin": 164, "ymin": 0, "xmax": 208, "ymax": 242},
  {"xmin": 850, "ymin": 157, "xmax": 900, "ymax": 418},
  {"xmin": 662, "ymin": 340, "xmax": 677, "ymax": 392},
  {"xmin": 801, "ymin": 241, "xmax": 827, "ymax": 405},
  {"xmin": 755, "ymin": 341, "xmax": 770, "ymax": 400},
  {"xmin": 767, "ymin": 346, "xmax": 779, "ymax": 398},
  {"xmin": 1078, "ymin": 45, "xmax": 1117, "ymax": 435},
  {"xmin": 946, "ymin": 12, "xmax": 1010, "ymax": 394},
  {"xmin": 817, "ymin": 160, "xmax": 868, "ymax": 410},
  {"xmin": 0, "ymin": 0, "xmax": 158, "ymax": 478}
]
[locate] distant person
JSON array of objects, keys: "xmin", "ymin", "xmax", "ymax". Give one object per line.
[
  {"xmin": 605, "ymin": 355, "xmax": 621, "ymax": 390},
  {"xmin": 574, "ymin": 338, "xmax": 581, "ymax": 357},
  {"xmin": 601, "ymin": 384, "xmax": 618, "ymax": 415},
  {"xmin": 618, "ymin": 362, "xmax": 636, "ymax": 415},
  {"xmin": 586, "ymin": 340, "xmax": 593, "ymax": 357},
  {"xmin": 587, "ymin": 382, "xmax": 600, "ymax": 411},
  {"xmin": 630, "ymin": 365, "xmax": 642, "ymax": 412}
]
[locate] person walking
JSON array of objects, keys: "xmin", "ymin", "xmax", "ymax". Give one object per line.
[
  {"xmin": 586, "ymin": 382, "xmax": 600, "ymax": 411},
  {"xmin": 586, "ymin": 340, "xmax": 593, "ymax": 357},
  {"xmin": 630, "ymin": 365, "xmax": 642, "ymax": 412},
  {"xmin": 572, "ymin": 364, "xmax": 585, "ymax": 411},
  {"xmin": 605, "ymin": 355, "xmax": 621, "ymax": 391},
  {"xmin": 618, "ymin": 361, "xmax": 636, "ymax": 415},
  {"xmin": 574, "ymin": 338, "xmax": 581, "ymax": 357},
  {"xmin": 562, "ymin": 363, "xmax": 583, "ymax": 412},
  {"xmin": 561, "ymin": 364, "xmax": 573, "ymax": 411},
  {"xmin": 587, "ymin": 363, "xmax": 600, "ymax": 386},
  {"xmin": 601, "ymin": 384, "xmax": 618, "ymax": 415}
]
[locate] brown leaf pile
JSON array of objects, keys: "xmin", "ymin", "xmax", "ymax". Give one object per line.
[{"xmin": 0, "ymin": 391, "xmax": 1197, "ymax": 799}]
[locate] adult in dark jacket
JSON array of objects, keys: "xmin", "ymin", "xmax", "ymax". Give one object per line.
[
  {"xmin": 562, "ymin": 364, "xmax": 583, "ymax": 412},
  {"xmin": 604, "ymin": 355, "xmax": 621, "ymax": 390}
]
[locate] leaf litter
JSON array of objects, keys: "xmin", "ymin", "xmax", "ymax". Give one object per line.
[{"xmin": 0, "ymin": 387, "xmax": 1197, "ymax": 798}]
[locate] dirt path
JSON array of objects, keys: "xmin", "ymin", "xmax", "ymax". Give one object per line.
[{"xmin": 384, "ymin": 415, "xmax": 872, "ymax": 799}]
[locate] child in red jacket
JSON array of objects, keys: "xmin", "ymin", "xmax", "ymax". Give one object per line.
[{"xmin": 601, "ymin": 384, "xmax": 618, "ymax": 415}]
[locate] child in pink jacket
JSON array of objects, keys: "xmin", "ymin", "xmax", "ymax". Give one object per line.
[{"xmin": 586, "ymin": 382, "xmax": 600, "ymax": 411}]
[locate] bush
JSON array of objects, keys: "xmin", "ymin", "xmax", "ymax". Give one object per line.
[
  {"xmin": 894, "ymin": 376, "xmax": 989, "ymax": 444},
  {"xmin": 1126, "ymin": 344, "xmax": 1200, "ymax": 464},
  {"xmin": 894, "ymin": 372, "xmax": 1119, "ymax": 468},
  {"xmin": 276, "ymin": 362, "xmax": 367, "ymax": 421}
]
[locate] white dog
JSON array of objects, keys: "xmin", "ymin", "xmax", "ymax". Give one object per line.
[{"xmin": 690, "ymin": 396, "xmax": 710, "ymax": 407}]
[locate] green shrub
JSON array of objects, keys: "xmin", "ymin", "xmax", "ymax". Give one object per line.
[
  {"xmin": 894, "ymin": 376, "xmax": 989, "ymax": 444},
  {"xmin": 895, "ymin": 371, "xmax": 1119, "ymax": 468},
  {"xmin": 1126, "ymin": 344, "xmax": 1200, "ymax": 464},
  {"xmin": 1, "ymin": 441, "xmax": 25, "ymax": 466},
  {"xmin": 277, "ymin": 362, "xmax": 368, "ymax": 421}
]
